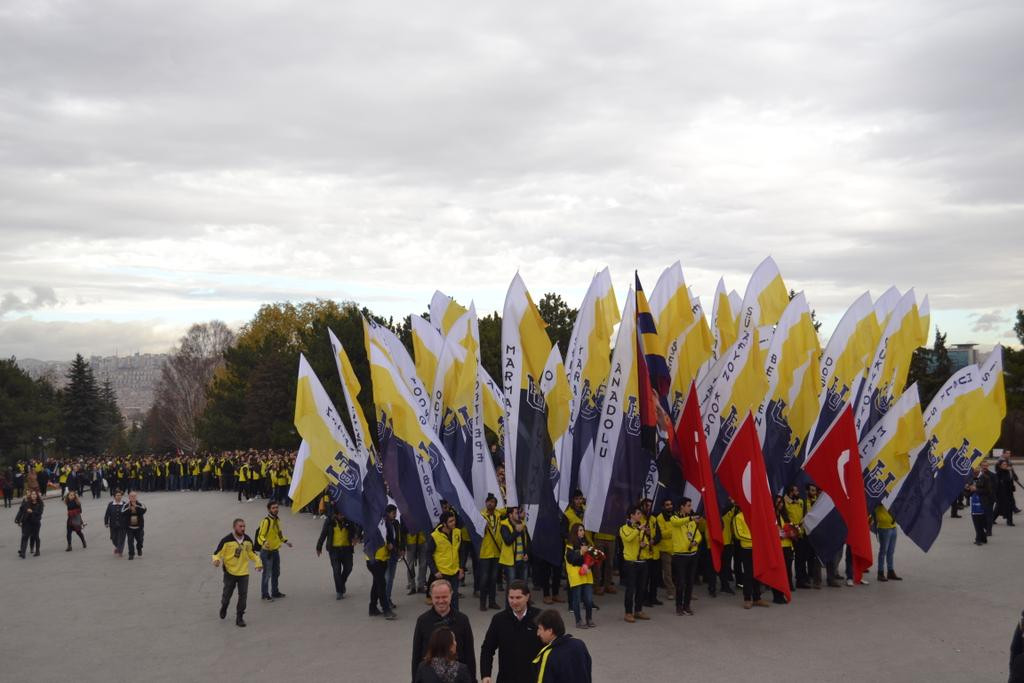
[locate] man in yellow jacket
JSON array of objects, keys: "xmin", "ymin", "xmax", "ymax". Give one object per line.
[
  {"xmin": 255, "ymin": 501, "xmax": 293, "ymax": 601},
  {"xmin": 670, "ymin": 498, "xmax": 702, "ymax": 615},
  {"xmin": 427, "ymin": 510, "xmax": 464, "ymax": 612},
  {"xmin": 212, "ymin": 518, "xmax": 263, "ymax": 627}
]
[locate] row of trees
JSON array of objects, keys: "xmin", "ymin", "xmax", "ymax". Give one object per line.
[
  {"xmin": 136, "ymin": 295, "xmax": 579, "ymax": 454},
  {"xmin": 0, "ymin": 354, "xmax": 126, "ymax": 464},
  {"xmin": 5, "ymin": 301, "xmax": 1019, "ymax": 463}
]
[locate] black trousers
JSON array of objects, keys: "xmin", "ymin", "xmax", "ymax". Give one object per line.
[
  {"xmin": 622, "ymin": 560, "xmax": 647, "ymax": 614},
  {"xmin": 738, "ymin": 547, "xmax": 761, "ymax": 601},
  {"xmin": 645, "ymin": 558, "xmax": 661, "ymax": 602},
  {"xmin": 367, "ymin": 559, "xmax": 388, "ymax": 612},
  {"xmin": 66, "ymin": 526, "xmax": 86, "ymax": 547},
  {"xmin": 126, "ymin": 528, "xmax": 144, "ymax": 558},
  {"xmin": 221, "ymin": 573, "xmax": 249, "ymax": 617},
  {"xmin": 671, "ymin": 554, "xmax": 697, "ymax": 609},
  {"xmin": 2, "ymin": 488, "xmax": 12, "ymax": 507},
  {"xmin": 20, "ymin": 523, "xmax": 40, "ymax": 554},
  {"xmin": 794, "ymin": 537, "xmax": 812, "ymax": 585},
  {"xmin": 478, "ymin": 558, "xmax": 498, "ymax": 608},
  {"xmin": 328, "ymin": 547, "xmax": 353, "ymax": 596},
  {"xmin": 110, "ymin": 526, "xmax": 126, "ymax": 553},
  {"xmin": 972, "ymin": 514, "xmax": 988, "ymax": 544},
  {"xmin": 535, "ymin": 559, "xmax": 560, "ymax": 597}
]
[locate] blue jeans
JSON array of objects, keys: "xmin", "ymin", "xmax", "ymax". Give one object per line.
[
  {"xmin": 876, "ymin": 528, "xmax": 896, "ymax": 574},
  {"xmin": 570, "ymin": 583, "xmax": 594, "ymax": 624},
  {"xmin": 260, "ymin": 549, "xmax": 281, "ymax": 597},
  {"xmin": 385, "ymin": 555, "xmax": 399, "ymax": 604}
]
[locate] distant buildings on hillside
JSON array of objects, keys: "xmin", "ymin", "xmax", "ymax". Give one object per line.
[{"xmin": 17, "ymin": 353, "xmax": 167, "ymax": 422}]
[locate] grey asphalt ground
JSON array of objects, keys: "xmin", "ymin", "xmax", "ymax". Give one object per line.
[{"xmin": 0, "ymin": 489, "xmax": 1017, "ymax": 682}]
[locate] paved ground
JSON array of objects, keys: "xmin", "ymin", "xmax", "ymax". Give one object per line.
[{"xmin": 0, "ymin": 490, "xmax": 1017, "ymax": 682}]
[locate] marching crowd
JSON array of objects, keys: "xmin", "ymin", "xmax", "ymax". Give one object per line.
[{"xmin": 4, "ymin": 449, "xmax": 1021, "ymax": 682}]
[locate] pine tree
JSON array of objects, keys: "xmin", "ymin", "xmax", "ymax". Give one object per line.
[{"xmin": 62, "ymin": 354, "xmax": 103, "ymax": 456}]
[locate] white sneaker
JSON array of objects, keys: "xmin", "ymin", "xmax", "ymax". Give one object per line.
[
  {"xmin": 859, "ymin": 579, "xmax": 870, "ymax": 585},
  {"xmin": 845, "ymin": 579, "xmax": 854, "ymax": 587}
]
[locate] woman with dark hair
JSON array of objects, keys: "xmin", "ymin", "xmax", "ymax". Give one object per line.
[
  {"xmin": 564, "ymin": 523, "xmax": 595, "ymax": 629},
  {"xmin": 15, "ymin": 489, "xmax": 44, "ymax": 557},
  {"xmin": 413, "ymin": 627, "xmax": 472, "ymax": 683},
  {"xmin": 65, "ymin": 490, "xmax": 87, "ymax": 551}
]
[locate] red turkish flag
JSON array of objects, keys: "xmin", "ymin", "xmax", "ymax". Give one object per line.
[
  {"xmin": 716, "ymin": 413, "xmax": 790, "ymax": 601},
  {"xmin": 675, "ymin": 381, "xmax": 723, "ymax": 571},
  {"xmin": 802, "ymin": 405, "xmax": 873, "ymax": 583}
]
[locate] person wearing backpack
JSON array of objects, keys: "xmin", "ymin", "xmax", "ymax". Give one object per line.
[{"xmin": 255, "ymin": 500, "xmax": 292, "ymax": 601}]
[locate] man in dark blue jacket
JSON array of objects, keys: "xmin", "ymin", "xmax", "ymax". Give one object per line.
[{"xmin": 533, "ymin": 609, "xmax": 592, "ymax": 683}]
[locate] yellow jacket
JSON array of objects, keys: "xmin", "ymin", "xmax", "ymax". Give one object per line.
[
  {"xmin": 564, "ymin": 544, "xmax": 594, "ymax": 588},
  {"xmin": 874, "ymin": 505, "xmax": 896, "ymax": 530},
  {"xmin": 784, "ymin": 498, "xmax": 807, "ymax": 536},
  {"xmin": 256, "ymin": 515, "xmax": 288, "ymax": 551},
  {"xmin": 639, "ymin": 515, "xmax": 658, "ymax": 560},
  {"xmin": 212, "ymin": 533, "xmax": 262, "ymax": 576},
  {"xmin": 620, "ymin": 523, "xmax": 642, "ymax": 562},
  {"xmin": 670, "ymin": 515, "xmax": 702, "ymax": 555},
  {"xmin": 430, "ymin": 526, "xmax": 462, "ymax": 576},
  {"xmin": 778, "ymin": 514, "xmax": 793, "ymax": 549},
  {"xmin": 722, "ymin": 507, "xmax": 736, "ymax": 545},
  {"xmin": 732, "ymin": 511, "xmax": 752, "ymax": 549},
  {"xmin": 655, "ymin": 512, "xmax": 674, "ymax": 553},
  {"xmin": 480, "ymin": 510, "xmax": 502, "ymax": 560}
]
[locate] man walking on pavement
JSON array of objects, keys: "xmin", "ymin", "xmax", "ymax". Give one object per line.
[
  {"xmin": 256, "ymin": 500, "xmax": 292, "ymax": 601},
  {"xmin": 212, "ymin": 517, "xmax": 263, "ymax": 627}
]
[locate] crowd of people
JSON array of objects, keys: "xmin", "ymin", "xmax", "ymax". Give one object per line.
[{"xmin": 4, "ymin": 448, "xmax": 1020, "ymax": 682}]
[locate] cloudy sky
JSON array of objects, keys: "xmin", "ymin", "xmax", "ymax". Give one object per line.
[{"xmin": 1, "ymin": 0, "xmax": 1022, "ymax": 360}]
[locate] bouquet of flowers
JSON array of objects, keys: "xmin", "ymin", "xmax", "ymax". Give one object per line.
[{"xmin": 580, "ymin": 547, "xmax": 606, "ymax": 576}]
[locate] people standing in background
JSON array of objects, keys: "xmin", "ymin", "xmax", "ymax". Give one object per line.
[
  {"xmin": 874, "ymin": 504, "xmax": 901, "ymax": 581},
  {"xmin": 90, "ymin": 464, "xmax": 104, "ymax": 499},
  {"xmin": 619, "ymin": 505, "xmax": 649, "ymax": 623},
  {"xmin": 1, "ymin": 468, "xmax": 13, "ymax": 507},
  {"xmin": 427, "ymin": 510, "xmax": 465, "ymax": 613},
  {"xmin": 499, "ymin": 506, "xmax": 529, "ymax": 591},
  {"xmin": 670, "ymin": 498, "xmax": 701, "ymax": 616},
  {"xmin": 975, "ymin": 461, "xmax": 998, "ymax": 537},
  {"xmin": 406, "ymin": 528, "xmax": 428, "ymax": 596},
  {"xmin": 383, "ymin": 504, "xmax": 405, "ymax": 610},
  {"xmin": 970, "ymin": 472, "xmax": 989, "ymax": 546},
  {"xmin": 15, "ymin": 489, "xmax": 44, "ymax": 557},
  {"xmin": 996, "ymin": 460, "xmax": 1016, "ymax": 527},
  {"xmin": 564, "ymin": 523, "xmax": 595, "ymax": 629},
  {"xmin": 478, "ymin": 494, "xmax": 502, "ymax": 612}
]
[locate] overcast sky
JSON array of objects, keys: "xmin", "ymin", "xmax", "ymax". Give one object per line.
[{"xmin": 1, "ymin": 0, "xmax": 1022, "ymax": 360}]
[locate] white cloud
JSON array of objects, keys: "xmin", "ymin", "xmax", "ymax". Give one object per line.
[{"xmin": 0, "ymin": 0, "xmax": 1022, "ymax": 358}]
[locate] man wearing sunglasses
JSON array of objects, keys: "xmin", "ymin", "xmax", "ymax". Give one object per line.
[{"xmin": 212, "ymin": 518, "xmax": 263, "ymax": 627}]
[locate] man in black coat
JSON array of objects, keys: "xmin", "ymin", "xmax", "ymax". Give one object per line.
[
  {"xmin": 533, "ymin": 609, "xmax": 592, "ymax": 683},
  {"xmin": 104, "ymin": 490, "xmax": 127, "ymax": 556},
  {"xmin": 480, "ymin": 580, "xmax": 542, "ymax": 683},
  {"xmin": 411, "ymin": 579, "xmax": 476, "ymax": 683}
]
